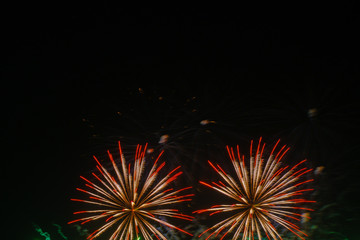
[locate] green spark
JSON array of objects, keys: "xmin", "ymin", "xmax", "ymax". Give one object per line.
[{"xmin": 33, "ymin": 224, "xmax": 51, "ymax": 240}]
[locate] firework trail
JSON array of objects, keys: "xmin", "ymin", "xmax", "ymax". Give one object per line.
[
  {"xmin": 33, "ymin": 223, "xmax": 51, "ymax": 240},
  {"xmin": 52, "ymin": 223, "xmax": 68, "ymax": 239},
  {"xmin": 69, "ymin": 141, "xmax": 194, "ymax": 240},
  {"xmin": 194, "ymin": 137, "xmax": 315, "ymax": 240}
]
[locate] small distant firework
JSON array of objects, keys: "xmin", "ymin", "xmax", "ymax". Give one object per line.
[
  {"xmin": 158, "ymin": 134, "xmax": 170, "ymax": 144},
  {"xmin": 307, "ymin": 108, "xmax": 318, "ymax": 119},
  {"xmin": 69, "ymin": 141, "xmax": 194, "ymax": 240},
  {"xmin": 199, "ymin": 119, "xmax": 216, "ymax": 126},
  {"xmin": 194, "ymin": 137, "xmax": 315, "ymax": 240}
]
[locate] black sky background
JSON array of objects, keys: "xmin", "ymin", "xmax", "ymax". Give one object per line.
[{"xmin": 3, "ymin": 3, "xmax": 360, "ymax": 239}]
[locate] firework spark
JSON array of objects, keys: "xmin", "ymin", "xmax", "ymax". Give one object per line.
[
  {"xmin": 194, "ymin": 137, "xmax": 315, "ymax": 240},
  {"xmin": 69, "ymin": 141, "xmax": 194, "ymax": 240}
]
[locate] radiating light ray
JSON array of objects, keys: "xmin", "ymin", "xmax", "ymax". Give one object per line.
[
  {"xmin": 69, "ymin": 141, "xmax": 194, "ymax": 240},
  {"xmin": 195, "ymin": 138, "xmax": 315, "ymax": 240}
]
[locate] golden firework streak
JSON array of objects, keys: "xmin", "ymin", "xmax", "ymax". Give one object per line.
[
  {"xmin": 69, "ymin": 142, "xmax": 194, "ymax": 240},
  {"xmin": 194, "ymin": 138, "xmax": 315, "ymax": 240}
]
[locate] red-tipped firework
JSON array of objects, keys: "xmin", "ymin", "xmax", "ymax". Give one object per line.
[
  {"xmin": 69, "ymin": 142, "xmax": 194, "ymax": 240},
  {"xmin": 194, "ymin": 138, "xmax": 315, "ymax": 240}
]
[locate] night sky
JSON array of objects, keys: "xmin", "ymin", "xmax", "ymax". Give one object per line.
[{"xmin": 4, "ymin": 3, "xmax": 360, "ymax": 239}]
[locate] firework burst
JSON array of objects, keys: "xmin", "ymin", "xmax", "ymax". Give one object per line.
[
  {"xmin": 68, "ymin": 141, "xmax": 194, "ymax": 240},
  {"xmin": 194, "ymin": 137, "xmax": 315, "ymax": 240}
]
